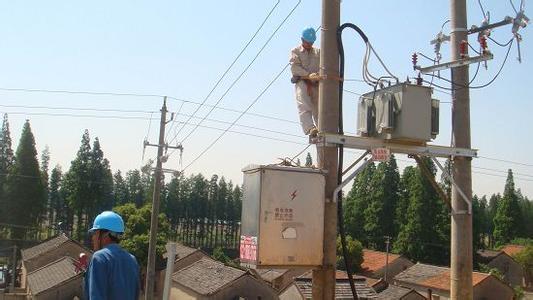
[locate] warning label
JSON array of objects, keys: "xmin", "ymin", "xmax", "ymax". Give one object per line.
[{"xmin": 239, "ymin": 235, "xmax": 258, "ymax": 262}]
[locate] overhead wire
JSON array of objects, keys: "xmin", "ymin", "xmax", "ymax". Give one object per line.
[
  {"xmin": 173, "ymin": 0, "xmax": 302, "ymax": 145},
  {"xmin": 169, "ymin": 0, "xmax": 282, "ymax": 141},
  {"xmin": 0, "ymin": 87, "xmax": 299, "ymax": 125}
]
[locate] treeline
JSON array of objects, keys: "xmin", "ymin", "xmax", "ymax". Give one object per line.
[
  {"xmin": 0, "ymin": 114, "xmax": 242, "ymax": 250},
  {"xmin": 343, "ymin": 155, "xmax": 533, "ymax": 266}
]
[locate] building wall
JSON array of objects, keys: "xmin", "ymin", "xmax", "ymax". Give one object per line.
[
  {"xmin": 32, "ymin": 276, "xmax": 83, "ymax": 300},
  {"xmin": 169, "ymin": 285, "xmax": 197, "ymax": 300},
  {"xmin": 210, "ymin": 275, "xmax": 278, "ymax": 300},
  {"xmin": 487, "ymin": 254, "xmax": 524, "ymax": 287},
  {"xmin": 474, "ymin": 277, "xmax": 514, "ymax": 300},
  {"xmin": 279, "ymin": 284, "xmax": 303, "ymax": 300}
]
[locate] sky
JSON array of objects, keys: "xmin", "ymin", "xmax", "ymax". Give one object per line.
[{"xmin": 0, "ymin": 0, "xmax": 532, "ymax": 198}]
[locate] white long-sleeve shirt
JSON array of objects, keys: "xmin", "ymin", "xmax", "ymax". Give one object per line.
[{"xmin": 290, "ymin": 45, "xmax": 320, "ymax": 77}]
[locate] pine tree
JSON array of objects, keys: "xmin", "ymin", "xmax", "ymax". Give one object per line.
[
  {"xmin": 363, "ymin": 156, "xmax": 400, "ymax": 250},
  {"xmin": 41, "ymin": 146, "xmax": 51, "ymax": 226},
  {"xmin": 126, "ymin": 170, "xmax": 145, "ymax": 207},
  {"xmin": 0, "ymin": 114, "xmax": 15, "ymax": 222},
  {"xmin": 488, "ymin": 193, "xmax": 501, "ymax": 248},
  {"xmin": 4, "ymin": 120, "xmax": 46, "ymax": 238},
  {"xmin": 113, "ymin": 170, "xmax": 129, "ymax": 205},
  {"xmin": 393, "ymin": 158, "xmax": 449, "ymax": 264},
  {"xmin": 88, "ymin": 138, "xmax": 114, "ymax": 220},
  {"xmin": 49, "ymin": 165, "xmax": 64, "ymax": 227},
  {"xmin": 64, "ymin": 130, "xmax": 92, "ymax": 240},
  {"xmin": 494, "ymin": 169, "xmax": 523, "ymax": 246}
]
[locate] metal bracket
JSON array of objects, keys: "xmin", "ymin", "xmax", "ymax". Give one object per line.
[
  {"xmin": 415, "ymin": 53, "xmax": 494, "ymax": 74},
  {"xmin": 432, "ymin": 157, "xmax": 472, "ymax": 215},
  {"xmin": 332, "ymin": 153, "xmax": 373, "ymax": 203},
  {"xmin": 319, "ymin": 133, "xmax": 477, "ymax": 158}
]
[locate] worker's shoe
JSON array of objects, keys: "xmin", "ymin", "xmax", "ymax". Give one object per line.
[{"xmin": 307, "ymin": 127, "xmax": 318, "ymax": 138}]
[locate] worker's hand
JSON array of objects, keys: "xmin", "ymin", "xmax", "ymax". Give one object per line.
[{"xmin": 308, "ymin": 72, "xmax": 321, "ymax": 81}]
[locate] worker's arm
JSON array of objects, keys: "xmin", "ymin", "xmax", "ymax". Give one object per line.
[
  {"xmin": 289, "ymin": 50, "xmax": 310, "ymax": 77},
  {"xmin": 87, "ymin": 254, "xmax": 108, "ymax": 300}
]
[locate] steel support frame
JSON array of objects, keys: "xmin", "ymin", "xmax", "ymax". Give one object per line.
[{"xmin": 322, "ymin": 133, "xmax": 474, "ymax": 215}]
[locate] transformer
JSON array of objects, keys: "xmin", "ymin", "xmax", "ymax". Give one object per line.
[{"xmin": 357, "ymin": 83, "xmax": 439, "ymax": 143}]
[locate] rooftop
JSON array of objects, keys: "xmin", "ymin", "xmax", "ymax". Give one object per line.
[
  {"xmin": 394, "ymin": 263, "xmax": 489, "ymax": 291},
  {"xmin": 361, "ymin": 249, "xmax": 402, "ymax": 273},
  {"xmin": 255, "ymin": 269, "xmax": 289, "ymax": 283},
  {"xmin": 172, "ymin": 257, "xmax": 245, "ymax": 295},
  {"xmin": 293, "ymin": 278, "xmax": 378, "ymax": 299},
  {"xmin": 501, "ymin": 244, "xmax": 526, "ymax": 256},
  {"xmin": 378, "ymin": 284, "xmax": 422, "ymax": 300},
  {"xmin": 27, "ymin": 256, "xmax": 82, "ymax": 295},
  {"xmin": 21, "ymin": 234, "xmax": 70, "ymax": 261}
]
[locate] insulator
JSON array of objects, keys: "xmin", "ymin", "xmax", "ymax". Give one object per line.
[
  {"xmin": 460, "ymin": 40, "xmax": 468, "ymax": 58},
  {"xmin": 412, "ymin": 53, "xmax": 418, "ymax": 69},
  {"xmin": 479, "ymin": 35, "xmax": 488, "ymax": 53}
]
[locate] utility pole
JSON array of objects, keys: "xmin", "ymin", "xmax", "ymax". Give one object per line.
[
  {"xmin": 145, "ymin": 97, "xmax": 168, "ymax": 300},
  {"xmin": 314, "ymin": 0, "xmax": 340, "ymax": 299},
  {"xmin": 450, "ymin": 1, "xmax": 473, "ymax": 299},
  {"xmin": 384, "ymin": 236, "xmax": 390, "ymax": 282},
  {"xmin": 10, "ymin": 245, "xmax": 17, "ymax": 292}
]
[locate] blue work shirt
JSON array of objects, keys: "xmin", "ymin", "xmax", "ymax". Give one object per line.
[{"xmin": 84, "ymin": 243, "xmax": 140, "ymax": 300}]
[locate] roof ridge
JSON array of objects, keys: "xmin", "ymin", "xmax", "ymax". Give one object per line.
[{"xmin": 27, "ymin": 256, "xmax": 76, "ymax": 275}]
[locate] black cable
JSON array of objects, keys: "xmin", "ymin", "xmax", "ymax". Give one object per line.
[
  {"xmin": 488, "ymin": 36, "xmax": 513, "ymax": 47},
  {"xmin": 478, "ymin": 0, "xmax": 487, "ymax": 19},
  {"xmin": 337, "ymin": 22, "xmax": 370, "ymax": 300}
]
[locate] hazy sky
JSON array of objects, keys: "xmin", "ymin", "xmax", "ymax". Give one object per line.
[{"xmin": 1, "ymin": 1, "xmax": 532, "ymax": 198}]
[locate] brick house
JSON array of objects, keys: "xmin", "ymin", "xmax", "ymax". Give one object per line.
[
  {"xmin": 26, "ymin": 257, "xmax": 84, "ymax": 300},
  {"xmin": 360, "ymin": 249, "xmax": 414, "ymax": 282},
  {"xmin": 170, "ymin": 257, "xmax": 278, "ymax": 299},
  {"xmin": 394, "ymin": 263, "xmax": 514, "ymax": 300},
  {"xmin": 477, "ymin": 248, "xmax": 525, "ymax": 287},
  {"xmin": 20, "ymin": 234, "xmax": 90, "ymax": 289}
]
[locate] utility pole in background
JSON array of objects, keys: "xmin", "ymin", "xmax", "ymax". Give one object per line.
[
  {"xmin": 10, "ymin": 245, "xmax": 17, "ymax": 292},
  {"xmin": 384, "ymin": 236, "xmax": 390, "ymax": 282},
  {"xmin": 314, "ymin": 0, "xmax": 340, "ymax": 299},
  {"xmin": 450, "ymin": 0, "xmax": 473, "ymax": 299}
]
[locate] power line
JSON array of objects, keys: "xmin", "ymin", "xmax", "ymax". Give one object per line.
[
  {"xmin": 0, "ymin": 104, "xmax": 156, "ymax": 114},
  {"xmin": 173, "ymin": 0, "xmax": 302, "ymax": 145},
  {"xmin": 0, "ymin": 87, "xmax": 299, "ymax": 125},
  {"xmin": 478, "ymin": 155, "xmax": 533, "ymax": 168},
  {"xmin": 168, "ymin": 0, "xmax": 282, "ymax": 142},
  {"xmin": 178, "ymin": 63, "xmax": 292, "ymax": 171}
]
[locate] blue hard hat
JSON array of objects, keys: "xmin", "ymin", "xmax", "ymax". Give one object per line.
[
  {"xmin": 301, "ymin": 27, "xmax": 317, "ymax": 43},
  {"xmin": 89, "ymin": 211, "xmax": 125, "ymax": 234}
]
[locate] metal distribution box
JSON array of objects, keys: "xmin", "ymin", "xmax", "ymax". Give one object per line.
[
  {"xmin": 239, "ymin": 165, "xmax": 325, "ymax": 269},
  {"xmin": 357, "ymin": 83, "xmax": 439, "ymax": 143}
]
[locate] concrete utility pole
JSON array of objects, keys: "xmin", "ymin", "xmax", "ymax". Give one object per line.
[
  {"xmin": 10, "ymin": 245, "xmax": 16, "ymax": 292},
  {"xmin": 384, "ymin": 236, "xmax": 390, "ymax": 282},
  {"xmin": 450, "ymin": 1, "xmax": 473, "ymax": 299},
  {"xmin": 145, "ymin": 98, "xmax": 168, "ymax": 300},
  {"xmin": 313, "ymin": 0, "xmax": 340, "ymax": 299}
]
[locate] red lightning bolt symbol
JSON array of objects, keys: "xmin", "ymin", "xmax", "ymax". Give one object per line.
[{"xmin": 291, "ymin": 190, "xmax": 297, "ymax": 200}]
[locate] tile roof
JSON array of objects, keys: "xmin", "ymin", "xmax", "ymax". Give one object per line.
[
  {"xmin": 172, "ymin": 257, "xmax": 246, "ymax": 295},
  {"xmin": 501, "ymin": 244, "xmax": 526, "ymax": 256},
  {"xmin": 27, "ymin": 256, "xmax": 82, "ymax": 295},
  {"xmin": 378, "ymin": 284, "xmax": 421, "ymax": 300},
  {"xmin": 299, "ymin": 270, "xmax": 360, "ymax": 280},
  {"xmin": 476, "ymin": 249, "xmax": 502, "ymax": 260},
  {"xmin": 255, "ymin": 269, "xmax": 289, "ymax": 283},
  {"xmin": 293, "ymin": 278, "xmax": 378, "ymax": 299},
  {"xmin": 394, "ymin": 263, "xmax": 490, "ymax": 291},
  {"xmin": 361, "ymin": 249, "xmax": 402, "ymax": 273},
  {"xmin": 21, "ymin": 234, "xmax": 70, "ymax": 261}
]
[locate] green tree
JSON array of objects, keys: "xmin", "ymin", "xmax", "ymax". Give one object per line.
[
  {"xmin": 494, "ymin": 170, "xmax": 524, "ymax": 246},
  {"xmin": 4, "ymin": 121, "xmax": 47, "ymax": 238},
  {"xmin": 364, "ymin": 156, "xmax": 400, "ymax": 250},
  {"xmin": 113, "ymin": 170, "xmax": 129, "ymax": 206},
  {"xmin": 41, "ymin": 146, "xmax": 51, "ymax": 225},
  {"xmin": 344, "ymin": 162, "xmax": 376, "ymax": 244},
  {"xmin": 0, "ymin": 114, "xmax": 15, "ymax": 222},
  {"xmin": 336, "ymin": 235, "xmax": 363, "ymax": 272},
  {"xmin": 488, "ymin": 193, "xmax": 501, "ymax": 248},
  {"xmin": 513, "ymin": 245, "xmax": 533, "ymax": 288},
  {"xmin": 88, "ymin": 137, "xmax": 114, "ymax": 219},
  {"xmin": 114, "ymin": 203, "xmax": 170, "ymax": 268},
  {"xmin": 394, "ymin": 158, "xmax": 449, "ymax": 264},
  {"xmin": 49, "ymin": 165, "xmax": 64, "ymax": 227}
]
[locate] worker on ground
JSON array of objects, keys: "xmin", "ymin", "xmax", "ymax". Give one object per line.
[
  {"xmin": 290, "ymin": 27, "xmax": 321, "ymax": 137},
  {"xmin": 85, "ymin": 211, "xmax": 140, "ymax": 300}
]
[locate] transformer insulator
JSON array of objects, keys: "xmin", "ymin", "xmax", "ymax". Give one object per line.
[
  {"xmin": 460, "ymin": 40, "xmax": 468, "ymax": 58},
  {"xmin": 479, "ymin": 36, "xmax": 488, "ymax": 54},
  {"xmin": 412, "ymin": 53, "xmax": 418, "ymax": 70}
]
